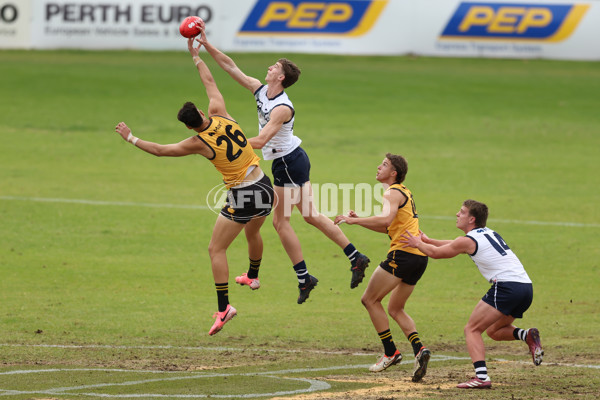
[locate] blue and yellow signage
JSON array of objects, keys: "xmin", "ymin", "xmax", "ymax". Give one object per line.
[
  {"xmin": 239, "ymin": 0, "xmax": 388, "ymax": 36},
  {"xmin": 441, "ymin": 2, "xmax": 589, "ymax": 41}
]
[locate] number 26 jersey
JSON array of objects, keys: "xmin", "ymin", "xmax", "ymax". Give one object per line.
[{"xmin": 196, "ymin": 116, "xmax": 260, "ymax": 188}]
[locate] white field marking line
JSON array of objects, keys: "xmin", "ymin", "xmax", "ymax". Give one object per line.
[
  {"xmin": 0, "ymin": 343, "xmax": 375, "ymax": 356},
  {"xmin": 2, "ymin": 356, "xmax": 598, "ymax": 398},
  {"xmin": 1, "ymin": 195, "xmax": 599, "ymax": 228},
  {"xmin": 0, "ymin": 195, "xmax": 209, "ymax": 210},
  {"xmin": 494, "ymin": 358, "xmax": 600, "ymax": 370},
  {"xmin": 3, "ymin": 343, "xmax": 600, "ymax": 369},
  {"xmin": 424, "ymin": 215, "xmax": 600, "ymax": 228},
  {"xmin": 0, "ymin": 359, "xmax": 470, "ymax": 399}
]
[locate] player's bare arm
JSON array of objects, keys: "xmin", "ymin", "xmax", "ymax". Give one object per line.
[
  {"xmin": 334, "ymin": 187, "xmax": 403, "ymax": 234},
  {"xmin": 401, "ymin": 232, "xmax": 475, "ymax": 259},
  {"xmin": 248, "ymin": 105, "xmax": 291, "ymax": 149},
  {"xmin": 115, "ymin": 122, "xmax": 210, "ymax": 158},
  {"xmin": 421, "ymin": 233, "xmax": 454, "ymax": 247},
  {"xmin": 188, "ymin": 38, "xmax": 230, "ymax": 119},
  {"xmin": 198, "ymin": 31, "xmax": 262, "ymax": 93}
]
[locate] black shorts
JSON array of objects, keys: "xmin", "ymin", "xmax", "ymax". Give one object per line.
[
  {"xmin": 271, "ymin": 146, "xmax": 311, "ymax": 187},
  {"xmin": 220, "ymin": 174, "xmax": 274, "ymax": 224},
  {"xmin": 379, "ymin": 250, "xmax": 428, "ymax": 285},
  {"xmin": 482, "ymin": 281, "xmax": 533, "ymax": 318}
]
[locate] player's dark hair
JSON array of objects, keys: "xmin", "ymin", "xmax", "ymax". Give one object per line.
[
  {"xmin": 385, "ymin": 153, "xmax": 408, "ymax": 184},
  {"xmin": 177, "ymin": 102, "xmax": 203, "ymax": 128},
  {"xmin": 278, "ymin": 58, "xmax": 301, "ymax": 88},
  {"xmin": 463, "ymin": 199, "xmax": 489, "ymax": 228}
]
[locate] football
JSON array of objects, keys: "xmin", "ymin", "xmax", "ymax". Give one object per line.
[{"xmin": 179, "ymin": 16, "xmax": 203, "ymax": 38}]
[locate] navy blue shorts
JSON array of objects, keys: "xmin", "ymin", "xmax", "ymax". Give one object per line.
[
  {"xmin": 220, "ymin": 174, "xmax": 274, "ymax": 224},
  {"xmin": 379, "ymin": 250, "xmax": 428, "ymax": 286},
  {"xmin": 271, "ymin": 146, "xmax": 311, "ymax": 187},
  {"xmin": 482, "ymin": 281, "xmax": 533, "ymax": 318}
]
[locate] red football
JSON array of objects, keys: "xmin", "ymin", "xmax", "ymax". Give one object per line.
[{"xmin": 179, "ymin": 16, "xmax": 203, "ymax": 38}]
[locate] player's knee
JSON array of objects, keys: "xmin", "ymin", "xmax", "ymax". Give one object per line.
[
  {"xmin": 360, "ymin": 295, "xmax": 369, "ymax": 308},
  {"xmin": 272, "ymin": 218, "xmax": 284, "ymax": 233},
  {"xmin": 302, "ymin": 214, "xmax": 318, "ymax": 226},
  {"xmin": 463, "ymin": 324, "xmax": 472, "ymax": 336},
  {"xmin": 387, "ymin": 305, "xmax": 403, "ymax": 320},
  {"xmin": 485, "ymin": 328, "xmax": 500, "ymax": 341},
  {"xmin": 361, "ymin": 294, "xmax": 375, "ymax": 309},
  {"xmin": 207, "ymin": 241, "xmax": 224, "ymax": 258},
  {"xmin": 207, "ymin": 242, "xmax": 216, "ymax": 257}
]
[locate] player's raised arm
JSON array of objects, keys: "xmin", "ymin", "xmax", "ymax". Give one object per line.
[
  {"xmin": 198, "ymin": 30, "xmax": 262, "ymax": 93},
  {"xmin": 188, "ymin": 38, "xmax": 229, "ymax": 119}
]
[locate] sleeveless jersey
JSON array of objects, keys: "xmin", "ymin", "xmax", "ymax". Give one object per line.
[
  {"xmin": 386, "ymin": 183, "xmax": 426, "ymax": 256},
  {"xmin": 196, "ymin": 116, "xmax": 260, "ymax": 188},
  {"xmin": 466, "ymin": 227, "xmax": 532, "ymax": 283},
  {"xmin": 254, "ymin": 85, "xmax": 302, "ymax": 160}
]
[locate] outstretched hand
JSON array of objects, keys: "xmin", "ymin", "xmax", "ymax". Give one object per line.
[
  {"xmin": 334, "ymin": 210, "xmax": 358, "ymax": 225},
  {"xmin": 187, "ymin": 37, "xmax": 202, "ymax": 58},
  {"xmin": 197, "ymin": 29, "xmax": 208, "ymax": 47},
  {"xmin": 399, "ymin": 230, "xmax": 423, "ymax": 248},
  {"xmin": 115, "ymin": 121, "xmax": 131, "ymax": 141}
]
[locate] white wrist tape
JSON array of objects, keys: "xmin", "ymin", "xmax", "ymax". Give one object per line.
[{"xmin": 126, "ymin": 132, "xmax": 139, "ymax": 146}]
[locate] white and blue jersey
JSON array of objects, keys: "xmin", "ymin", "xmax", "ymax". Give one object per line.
[
  {"xmin": 254, "ymin": 85, "xmax": 301, "ymax": 161},
  {"xmin": 466, "ymin": 227, "xmax": 531, "ymax": 284}
]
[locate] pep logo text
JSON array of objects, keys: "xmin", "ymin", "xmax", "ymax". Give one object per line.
[
  {"xmin": 441, "ymin": 2, "xmax": 590, "ymax": 42},
  {"xmin": 240, "ymin": 0, "xmax": 388, "ymax": 36}
]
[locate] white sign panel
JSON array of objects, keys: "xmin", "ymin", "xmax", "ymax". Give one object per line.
[
  {"xmin": 219, "ymin": 0, "xmax": 411, "ymax": 55},
  {"xmin": 29, "ymin": 0, "xmax": 220, "ymax": 50},
  {"xmin": 2, "ymin": 0, "xmax": 599, "ymax": 60},
  {"xmin": 0, "ymin": 0, "xmax": 31, "ymax": 48},
  {"xmin": 411, "ymin": 0, "xmax": 600, "ymax": 60}
]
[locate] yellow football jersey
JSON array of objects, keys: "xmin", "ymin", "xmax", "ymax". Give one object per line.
[
  {"xmin": 386, "ymin": 183, "xmax": 426, "ymax": 256},
  {"xmin": 196, "ymin": 116, "xmax": 260, "ymax": 188}
]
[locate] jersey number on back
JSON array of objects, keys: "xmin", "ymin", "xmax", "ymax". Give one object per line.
[
  {"xmin": 216, "ymin": 125, "xmax": 248, "ymax": 162},
  {"xmin": 484, "ymin": 232, "xmax": 510, "ymax": 256}
]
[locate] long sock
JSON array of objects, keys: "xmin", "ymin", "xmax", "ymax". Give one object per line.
[
  {"xmin": 293, "ymin": 261, "xmax": 309, "ymax": 285},
  {"xmin": 343, "ymin": 243, "xmax": 359, "ymax": 265},
  {"xmin": 473, "ymin": 360, "xmax": 488, "ymax": 380},
  {"xmin": 247, "ymin": 258, "xmax": 261, "ymax": 279},
  {"xmin": 215, "ymin": 282, "xmax": 229, "ymax": 312},
  {"xmin": 408, "ymin": 331, "xmax": 424, "ymax": 356},
  {"xmin": 378, "ymin": 329, "xmax": 397, "ymax": 357},
  {"xmin": 513, "ymin": 327, "xmax": 527, "ymax": 341}
]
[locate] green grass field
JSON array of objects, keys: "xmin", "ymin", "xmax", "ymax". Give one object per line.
[{"xmin": 0, "ymin": 50, "xmax": 599, "ymax": 399}]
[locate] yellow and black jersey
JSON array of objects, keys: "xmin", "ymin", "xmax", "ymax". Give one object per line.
[
  {"xmin": 196, "ymin": 116, "xmax": 260, "ymax": 188},
  {"xmin": 386, "ymin": 183, "xmax": 426, "ymax": 256}
]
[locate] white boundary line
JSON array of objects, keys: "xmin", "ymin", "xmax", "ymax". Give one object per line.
[
  {"xmin": 1, "ymin": 195, "xmax": 598, "ymax": 228},
  {"xmin": 2, "ymin": 343, "xmax": 599, "ymax": 369},
  {"xmin": 1, "ymin": 347, "xmax": 598, "ymax": 398},
  {"xmin": 0, "ymin": 357, "xmax": 467, "ymax": 399},
  {"xmin": 0, "ymin": 195, "xmax": 209, "ymax": 210},
  {"xmin": 0, "ymin": 343, "xmax": 375, "ymax": 356}
]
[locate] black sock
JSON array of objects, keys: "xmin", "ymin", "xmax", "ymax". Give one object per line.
[
  {"xmin": 513, "ymin": 327, "xmax": 527, "ymax": 341},
  {"xmin": 293, "ymin": 260, "xmax": 309, "ymax": 285},
  {"xmin": 215, "ymin": 282, "xmax": 229, "ymax": 312},
  {"xmin": 247, "ymin": 258, "xmax": 261, "ymax": 279},
  {"xmin": 378, "ymin": 329, "xmax": 397, "ymax": 357},
  {"xmin": 343, "ymin": 243, "xmax": 358, "ymax": 265},
  {"xmin": 473, "ymin": 360, "xmax": 488, "ymax": 380},
  {"xmin": 408, "ymin": 331, "xmax": 424, "ymax": 356}
]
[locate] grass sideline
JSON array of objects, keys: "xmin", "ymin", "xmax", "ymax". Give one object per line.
[{"xmin": 1, "ymin": 50, "xmax": 599, "ymax": 399}]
